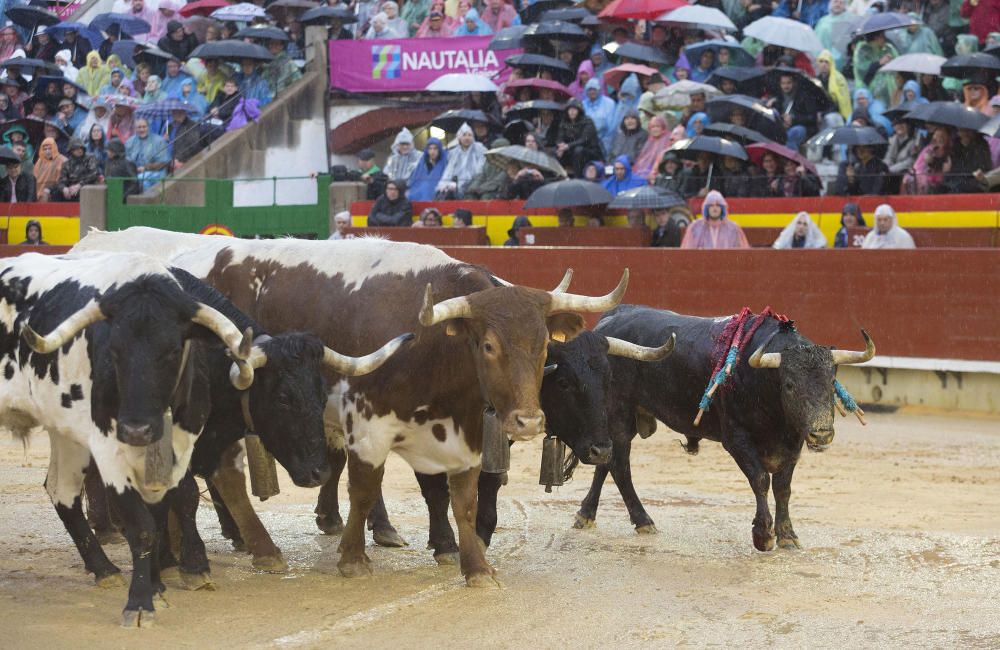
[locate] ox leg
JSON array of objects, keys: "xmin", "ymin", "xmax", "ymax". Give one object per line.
[
  {"xmin": 773, "ymin": 462, "xmax": 800, "ymax": 549},
  {"xmin": 337, "ymin": 452, "xmax": 383, "ymax": 577},
  {"xmin": 367, "ymin": 493, "xmax": 407, "ymax": 548},
  {"xmin": 415, "ymin": 472, "xmax": 459, "ymax": 564},
  {"xmin": 209, "ymin": 453, "xmax": 287, "ymax": 573},
  {"xmin": 607, "ymin": 437, "xmax": 657, "ymax": 533},
  {"xmin": 315, "ymin": 446, "xmax": 346, "ymax": 535},
  {"xmin": 207, "ymin": 481, "xmax": 246, "ymax": 552},
  {"xmin": 46, "ymin": 437, "xmax": 123, "ymax": 588},
  {"xmin": 108, "ymin": 487, "xmax": 161, "ymax": 628},
  {"xmin": 170, "ymin": 472, "xmax": 215, "ymax": 590},
  {"xmin": 449, "ymin": 467, "xmax": 498, "ymax": 588},
  {"xmin": 475, "ymin": 471, "xmax": 502, "ymax": 548},
  {"xmin": 575, "ymin": 463, "xmax": 610, "ymax": 529},
  {"xmin": 724, "ymin": 435, "xmax": 775, "ymax": 552},
  {"xmin": 84, "ymin": 459, "xmax": 122, "ymax": 544}
]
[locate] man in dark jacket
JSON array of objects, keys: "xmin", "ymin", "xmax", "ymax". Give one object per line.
[
  {"xmin": 105, "ymin": 139, "xmax": 141, "ymax": 201},
  {"xmin": 167, "ymin": 107, "xmax": 205, "ymax": 169},
  {"xmin": 554, "ymin": 99, "xmax": 602, "ymax": 178},
  {"xmin": 19, "ymin": 219, "xmax": 47, "ymax": 245},
  {"xmin": 158, "ymin": 21, "xmax": 200, "ymax": 62},
  {"xmin": 769, "ymin": 72, "xmax": 818, "ymax": 152},
  {"xmin": 833, "ymin": 145, "xmax": 889, "ymax": 195},
  {"xmin": 53, "ymin": 138, "xmax": 100, "ymax": 202},
  {"xmin": 0, "ymin": 156, "xmax": 36, "ymax": 203}
]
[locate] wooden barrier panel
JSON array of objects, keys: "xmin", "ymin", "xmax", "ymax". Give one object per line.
[
  {"xmin": 342, "ymin": 226, "xmax": 490, "ymax": 246},
  {"xmin": 742, "ymin": 227, "xmax": 783, "ymax": 248},
  {"xmin": 518, "ymin": 227, "xmax": 650, "ymax": 248},
  {"xmin": 0, "ymin": 245, "xmax": 72, "ymax": 257},
  {"xmin": 845, "ymin": 227, "xmax": 999, "ymax": 248},
  {"xmin": 439, "ymin": 247, "xmax": 1000, "ymax": 362}
]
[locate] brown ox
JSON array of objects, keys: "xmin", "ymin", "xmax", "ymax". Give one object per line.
[{"xmin": 74, "ymin": 229, "xmax": 627, "ymax": 585}]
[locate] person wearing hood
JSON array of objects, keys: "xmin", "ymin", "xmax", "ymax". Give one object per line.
[
  {"xmin": 632, "ymin": 115, "xmax": 672, "ymax": 180},
  {"xmin": 34, "ymin": 137, "xmax": 67, "ymax": 201},
  {"xmin": 718, "ymin": 154, "xmax": 753, "ymax": 198},
  {"xmin": 75, "ymin": 98, "xmax": 111, "ymax": 139},
  {"xmin": 849, "ymin": 88, "xmax": 892, "ymax": 135},
  {"xmin": 178, "ymin": 78, "xmax": 209, "ymax": 119},
  {"xmin": 0, "ymin": 93, "xmax": 19, "ymax": 122},
  {"xmin": 603, "ymin": 154, "xmax": 645, "ymax": 196},
  {"xmin": 897, "ymin": 13, "xmax": 943, "ymax": 55},
  {"xmin": 99, "ymin": 67, "xmax": 127, "ymax": 96},
  {"xmin": 19, "ymin": 220, "xmax": 47, "ymax": 244},
  {"xmin": 650, "ymin": 206, "xmax": 691, "ymax": 247},
  {"xmin": 481, "ymin": 0, "xmax": 516, "ymax": 33},
  {"xmin": 772, "ymin": 211, "xmax": 828, "ymax": 249},
  {"xmin": 771, "ymin": 0, "xmax": 828, "ymax": 27},
  {"xmin": 862, "ymin": 204, "xmax": 915, "ymax": 249},
  {"xmin": 408, "ymin": 138, "xmax": 450, "ymax": 201},
  {"xmin": 554, "ymin": 99, "xmax": 602, "ymax": 178},
  {"xmin": 157, "ymin": 19, "xmax": 200, "ymax": 62},
  {"xmin": 364, "ymin": 12, "xmax": 397, "ymax": 38},
  {"xmin": 52, "ymin": 137, "xmax": 100, "ymax": 202},
  {"xmin": 125, "ymin": 117, "xmax": 171, "ymax": 191},
  {"xmin": 436, "ymin": 122, "xmax": 486, "ymax": 198},
  {"xmin": 686, "ymin": 112, "xmax": 710, "ymax": 138},
  {"xmin": 141, "ymin": 74, "xmax": 168, "ymax": 105},
  {"xmin": 883, "ymin": 116, "xmax": 920, "ymax": 192},
  {"xmin": 383, "ymin": 128, "xmax": 422, "ymax": 185},
  {"xmin": 504, "ymin": 215, "xmax": 532, "ymax": 247},
  {"xmin": 652, "ymin": 151, "xmax": 684, "ymax": 194},
  {"xmin": 0, "ymin": 153, "xmax": 35, "ymax": 203},
  {"xmin": 589, "ymin": 44, "xmax": 613, "ymax": 82},
  {"xmin": 582, "ymin": 78, "xmax": 616, "ymax": 155},
  {"xmin": 815, "ymin": 0, "xmax": 852, "ymax": 69},
  {"xmin": 853, "ymin": 31, "xmax": 899, "ymax": 109},
  {"xmin": 834, "ymin": 202, "xmax": 864, "ymax": 247},
  {"xmin": 817, "ymin": 50, "xmax": 851, "ymax": 121},
  {"xmin": 582, "ymin": 160, "xmax": 605, "ymax": 183},
  {"xmin": 680, "ymin": 190, "xmax": 749, "ymax": 249},
  {"xmin": 452, "ymin": 8, "xmax": 492, "ymax": 36},
  {"xmin": 55, "ymin": 50, "xmax": 80, "ymax": 83},
  {"xmin": 465, "ymin": 136, "xmax": 510, "ymax": 199},
  {"xmin": 568, "ymin": 60, "xmax": 596, "ymax": 101},
  {"xmin": 368, "ymin": 180, "xmax": 413, "ymax": 227},
  {"xmin": 162, "ymin": 58, "xmax": 196, "ymax": 99},
  {"xmin": 105, "ymin": 139, "xmax": 141, "ymax": 200},
  {"xmin": 77, "ymin": 51, "xmax": 111, "ymax": 97},
  {"xmin": 610, "ymin": 104, "xmax": 648, "ymax": 164}
]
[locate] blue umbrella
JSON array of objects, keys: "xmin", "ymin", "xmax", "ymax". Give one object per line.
[
  {"xmin": 35, "ymin": 75, "xmax": 91, "ymax": 99},
  {"xmin": 111, "ymin": 39, "xmax": 141, "ymax": 68},
  {"xmin": 851, "ymin": 12, "xmax": 920, "ymax": 40},
  {"xmin": 41, "ymin": 22, "xmax": 104, "ymax": 48},
  {"xmin": 136, "ymin": 99, "xmax": 200, "ymax": 121},
  {"xmin": 90, "ymin": 12, "xmax": 152, "ymax": 37},
  {"xmin": 684, "ymin": 40, "xmax": 755, "ymax": 68}
]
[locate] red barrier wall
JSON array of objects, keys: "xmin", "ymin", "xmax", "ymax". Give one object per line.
[
  {"xmin": 0, "ymin": 245, "xmax": 72, "ymax": 256},
  {"xmin": 440, "ymin": 247, "xmax": 1000, "ymax": 362}
]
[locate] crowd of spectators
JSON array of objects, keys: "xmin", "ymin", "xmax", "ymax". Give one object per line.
[
  {"xmin": 346, "ymin": 0, "xmax": 999, "ymax": 208},
  {"xmin": 0, "ymin": 0, "xmax": 307, "ymax": 201}
]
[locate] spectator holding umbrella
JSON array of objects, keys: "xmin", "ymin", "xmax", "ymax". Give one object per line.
[
  {"xmin": 407, "ymin": 137, "xmax": 447, "ymax": 200},
  {"xmin": 198, "ymin": 58, "xmax": 230, "ymax": 103},
  {"xmin": 769, "ymin": 71, "xmax": 818, "ymax": 152},
  {"xmin": 27, "ymin": 27, "xmax": 58, "ymax": 62},
  {"xmin": 60, "ymin": 28, "xmax": 93, "ymax": 69},
  {"xmin": 862, "ymin": 203, "xmax": 915, "ymax": 248},
  {"xmin": 717, "ymin": 155, "xmax": 753, "ymax": 198},
  {"xmin": 262, "ymin": 38, "xmax": 301, "ymax": 97},
  {"xmin": 0, "ymin": 93, "xmax": 18, "ymax": 121},
  {"xmin": 834, "ymin": 202, "xmax": 865, "ymax": 248},
  {"xmin": 680, "ymin": 190, "xmax": 749, "ymax": 249},
  {"xmin": 772, "ymin": 211, "xmax": 828, "ymax": 248}
]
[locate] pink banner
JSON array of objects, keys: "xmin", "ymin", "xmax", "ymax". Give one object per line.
[{"xmin": 329, "ymin": 36, "xmax": 519, "ymax": 93}]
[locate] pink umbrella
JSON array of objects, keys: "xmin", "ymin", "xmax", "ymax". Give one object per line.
[
  {"xmin": 179, "ymin": 0, "xmax": 230, "ymax": 18},
  {"xmin": 599, "ymin": 0, "xmax": 685, "ymax": 21},
  {"xmin": 602, "ymin": 63, "xmax": 659, "ymax": 90},
  {"xmin": 746, "ymin": 142, "xmax": 818, "ymax": 176},
  {"xmin": 502, "ymin": 78, "xmax": 573, "ymax": 100}
]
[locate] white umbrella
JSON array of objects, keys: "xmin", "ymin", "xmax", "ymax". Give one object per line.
[
  {"xmin": 426, "ymin": 73, "xmax": 498, "ymax": 92},
  {"xmin": 879, "ymin": 53, "xmax": 947, "ymax": 76},
  {"xmin": 744, "ymin": 16, "xmax": 823, "ymax": 54},
  {"xmin": 655, "ymin": 5, "xmax": 736, "ymax": 32},
  {"xmin": 211, "ymin": 2, "xmax": 269, "ymax": 22},
  {"xmin": 654, "ymin": 80, "xmax": 721, "ymax": 108}
]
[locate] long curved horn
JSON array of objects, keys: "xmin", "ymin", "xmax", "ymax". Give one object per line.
[
  {"xmin": 323, "ymin": 332, "xmax": 415, "ymax": 376},
  {"xmin": 606, "ymin": 332, "xmax": 676, "ymax": 362},
  {"xmin": 228, "ymin": 335, "xmax": 271, "ymax": 390},
  {"xmin": 192, "ymin": 305, "xmax": 253, "ymax": 360},
  {"xmin": 547, "ymin": 269, "xmax": 629, "ymax": 314},
  {"xmin": 419, "ymin": 284, "xmax": 473, "ymax": 327},
  {"xmin": 552, "ymin": 268, "xmax": 573, "ymax": 293},
  {"xmin": 831, "ymin": 329, "xmax": 876, "ymax": 365},
  {"xmin": 21, "ymin": 300, "xmax": 106, "ymax": 354}
]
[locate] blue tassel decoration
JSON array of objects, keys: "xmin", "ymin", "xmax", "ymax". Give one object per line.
[{"xmin": 833, "ymin": 379, "xmax": 858, "ymax": 412}]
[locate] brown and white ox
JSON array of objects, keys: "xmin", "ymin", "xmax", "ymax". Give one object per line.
[{"xmin": 75, "ymin": 228, "xmax": 627, "ymax": 585}]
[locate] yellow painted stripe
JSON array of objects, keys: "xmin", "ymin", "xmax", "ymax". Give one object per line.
[{"xmin": 6, "ymin": 217, "xmax": 80, "ymax": 245}]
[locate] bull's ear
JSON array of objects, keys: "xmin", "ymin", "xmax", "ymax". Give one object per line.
[
  {"xmin": 445, "ymin": 320, "xmax": 469, "ymax": 337},
  {"xmin": 547, "ymin": 313, "xmax": 585, "ymax": 343}
]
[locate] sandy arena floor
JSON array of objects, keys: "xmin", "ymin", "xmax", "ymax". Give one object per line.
[{"xmin": 1, "ymin": 410, "xmax": 998, "ymax": 648}]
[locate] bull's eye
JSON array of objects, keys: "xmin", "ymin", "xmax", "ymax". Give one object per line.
[{"xmin": 482, "ymin": 341, "xmax": 495, "ymax": 355}]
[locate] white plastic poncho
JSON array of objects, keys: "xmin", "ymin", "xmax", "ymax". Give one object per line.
[
  {"xmin": 862, "ymin": 204, "xmax": 916, "ymax": 249},
  {"xmin": 437, "ymin": 122, "xmax": 486, "ymax": 197},
  {"xmin": 383, "ymin": 127, "xmax": 422, "ymax": 183},
  {"xmin": 773, "ymin": 211, "xmax": 828, "ymax": 249}
]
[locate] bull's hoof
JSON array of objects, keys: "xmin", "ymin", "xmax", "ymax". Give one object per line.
[
  {"xmin": 153, "ymin": 592, "xmax": 170, "ymax": 609},
  {"xmin": 753, "ymin": 528, "xmax": 776, "ymax": 552},
  {"xmin": 180, "ymin": 571, "xmax": 216, "ymax": 591},
  {"xmin": 434, "ymin": 552, "xmax": 460, "ymax": 566},
  {"xmin": 777, "ymin": 536, "xmax": 801, "ymax": 550},
  {"xmin": 635, "ymin": 524, "xmax": 658, "ymax": 535},
  {"xmin": 251, "ymin": 553, "xmax": 288, "ymax": 574},
  {"xmin": 316, "ymin": 514, "xmax": 344, "ymax": 536},
  {"xmin": 121, "ymin": 608, "xmax": 155, "ymax": 629},
  {"xmin": 465, "ymin": 569, "xmax": 501, "ymax": 589},
  {"xmin": 372, "ymin": 528, "xmax": 408, "ymax": 548},
  {"xmin": 573, "ymin": 513, "xmax": 596, "ymax": 529},
  {"xmin": 95, "ymin": 571, "xmax": 126, "ymax": 589},
  {"xmin": 338, "ymin": 558, "xmax": 373, "ymax": 578},
  {"xmin": 230, "ymin": 538, "xmax": 248, "ymax": 553}
]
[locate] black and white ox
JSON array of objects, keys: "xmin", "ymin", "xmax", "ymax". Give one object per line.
[
  {"xmin": 74, "ymin": 228, "xmax": 627, "ymax": 586},
  {"xmin": 571, "ymin": 305, "xmax": 875, "ymax": 551},
  {"xmin": 0, "ymin": 252, "xmax": 408, "ymax": 627}
]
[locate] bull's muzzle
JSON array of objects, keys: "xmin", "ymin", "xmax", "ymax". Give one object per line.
[
  {"xmin": 117, "ymin": 421, "xmax": 159, "ymax": 447},
  {"xmin": 291, "ymin": 464, "xmax": 332, "ymax": 489},
  {"xmin": 584, "ymin": 441, "xmax": 612, "ymax": 465},
  {"xmin": 508, "ymin": 409, "xmax": 545, "ymax": 442},
  {"xmin": 806, "ymin": 430, "xmax": 835, "ymax": 452}
]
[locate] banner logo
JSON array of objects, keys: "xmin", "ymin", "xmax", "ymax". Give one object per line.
[{"xmin": 371, "ymin": 45, "xmax": 402, "ymax": 79}]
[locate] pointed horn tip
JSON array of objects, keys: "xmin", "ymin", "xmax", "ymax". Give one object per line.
[{"xmin": 418, "ymin": 283, "xmax": 435, "ymax": 326}]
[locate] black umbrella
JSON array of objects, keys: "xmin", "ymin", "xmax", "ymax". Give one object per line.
[
  {"xmin": 5, "ymin": 5, "xmax": 60, "ymax": 41},
  {"xmin": 0, "ymin": 57, "xmax": 62, "ymax": 75},
  {"xmin": 488, "ymin": 25, "xmax": 529, "ymax": 51},
  {"xmin": 905, "ymin": 101, "xmax": 989, "ymax": 131},
  {"xmin": 765, "ymin": 67, "xmax": 834, "ymax": 113},
  {"xmin": 808, "ymin": 125, "xmax": 886, "ymax": 147},
  {"xmin": 502, "ymin": 119, "xmax": 535, "ymax": 145},
  {"xmin": 610, "ymin": 42, "xmax": 670, "ymax": 66},
  {"xmin": 608, "ymin": 185, "xmax": 686, "ymax": 210},
  {"xmin": 541, "ymin": 7, "xmax": 592, "ymax": 22},
  {"xmin": 519, "ymin": 0, "xmax": 573, "ymax": 25},
  {"xmin": 986, "ymin": 43, "xmax": 1000, "ymax": 58},
  {"xmin": 524, "ymin": 179, "xmax": 613, "ymax": 209},
  {"xmin": 703, "ymin": 122, "xmax": 775, "ymax": 146},
  {"xmin": 883, "ymin": 99, "xmax": 922, "ymax": 122},
  {"xmin": 299, "ymin": 5, "xmax": 359, "ymax": 24},
  {"xmin": 191, "ymin": 40, "xmax": 274, "ymax": 62},
  {"xmin": 669, "ymin": 135, "xmax": 748, "ymax": 161},
  {"xmin": 851, "ymin": 12, "xmax": 920, "ymax": 40},
  {"xmin": 505, "ymin": 53, "xmax": 573, "ymax": 84},
  {"xmin": 0, "ymin": 146, "xmax": 20, "ymax": 166},
  {"xmin": 430, "ymin": 109, "xmax": 490, "ymax": 132},
  {"xmin": 979, "ymin": 115, "xmax": 1000, "ymax": 138},
  {"xmin": 521, "ymin": 20, "xmax": 591, "ymax": 43},
  {"xmin": 506, "ymin": 99, "xmax": 566, "ymax": 120},
  {"xmin": 704, "ymin": 94, "xmax": 785, "ymax": 142},
  {"xmin": 705, "ymin": 66, "xmax": 767, "ymax": 95},
  {"xmin": 234, "ymin": 25, "xmax": 290, "ymax": 41},
  {"xmin": 940, "ymin": 53, "xmax": 1000, "ymax": 80}
]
